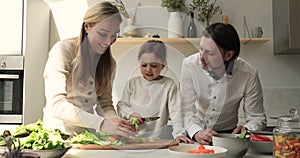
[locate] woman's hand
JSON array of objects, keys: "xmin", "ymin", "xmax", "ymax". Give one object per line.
[
  {"xmin": 193, "ymin": 128, "xmax": 218, "ymax": 145},
  {"xmin": 175, "ymin": 135, "xmax": 194, "ymax": 144},
  {"xmin": 100, "ymin": 116, "xmax": 137, "ymax": 137},
  {"xmin": 129, "ymin": 112, "xmax": 144, "ymax": 124}
]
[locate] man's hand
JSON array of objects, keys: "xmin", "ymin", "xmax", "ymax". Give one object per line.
[
  {"xmin": 175, "ymin": 135, "xmax": 194, "ymax": 144},
  {"xmin": 232, "ymin": 125, "xmax": 247, "ymax": 134},
  {"xmin": 193, "ymin": 128, "xmax": 218, "ymax": 145}
]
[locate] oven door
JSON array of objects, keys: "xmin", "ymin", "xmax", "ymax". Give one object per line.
[{"xmin": 0, "ymin": 70, "xmax": 23, "ymax": 124}]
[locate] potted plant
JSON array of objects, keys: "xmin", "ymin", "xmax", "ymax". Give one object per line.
[
  {"xmin": 161, "ymin": 0, "xmax": 186, "ymax": 12},
  {"xmin": 189, "ymin": 0, "xmax": 222, "ymax": 27},
  {"xmin": 112, "ymin": 0, "xmax": 140, "ymax": 37},
  {"xmin": 161, "ymin": 0, "xmax": 186, "ymax": 38}
]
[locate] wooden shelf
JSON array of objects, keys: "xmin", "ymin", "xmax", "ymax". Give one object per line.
[
  {"xmin": 111, "ymin": 37, "xmax": 272, "ymax": 60},
  {"xmin": 112, "ymin": 38, "xmax": 200, "ymax": 59},
  {"xmin": 240, "ymin": 38, "xmax": 271, "ymax": 44},
  {"xmin": 115, "ymin": 38, "xmax": 200, "ymax": 44},
  {"xmin": 116, "ymin": 37, "xmax": 271, "ymax": 44}
]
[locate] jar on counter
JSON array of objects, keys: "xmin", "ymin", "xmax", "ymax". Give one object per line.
[{"xmin": 273, "ymin": 108, "xmax": 300, "ymax": 158}]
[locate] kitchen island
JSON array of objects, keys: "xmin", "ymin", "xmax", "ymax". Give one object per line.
[{"xmin": 62, "ymin": 143, "xmax": 273, "ymax": 158}]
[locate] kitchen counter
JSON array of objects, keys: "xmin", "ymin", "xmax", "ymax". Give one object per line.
[{"xmin": 62, "ymin": 144, "xmax": 273, "ymax": 158}]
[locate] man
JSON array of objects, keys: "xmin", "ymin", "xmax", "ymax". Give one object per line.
[{"xmin": 180, "ymin": 23, "xmax": 266, "ymax": 144}]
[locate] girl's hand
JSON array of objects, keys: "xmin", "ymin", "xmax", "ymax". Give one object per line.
[
  {"xmin": 100, "ymin": 117, "xmax": 137, "ymax": 137},
  {"xmin": 129, "ymin": 112, "xmax": 144, "ymax": 124},
  {"xmin": 175, "ymin": 135, "xmax": 194, "ymax": 144}
]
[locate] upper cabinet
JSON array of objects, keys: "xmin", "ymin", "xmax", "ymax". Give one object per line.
[
  {"xmin": 0, "ymin": 0, "xmax": 24, "ymax": 55},
  {"xmin": 273, "ymin": 0, "xmax": 300, "ymax": 55}
]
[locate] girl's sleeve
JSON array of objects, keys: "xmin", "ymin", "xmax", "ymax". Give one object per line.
[
  {"xmin": 167, "ymin": 81, "xmax": 187, "ymax": 138},
  {"xmin": 116, "ymin": 79, "xmax": 135, "ymax": 119}
]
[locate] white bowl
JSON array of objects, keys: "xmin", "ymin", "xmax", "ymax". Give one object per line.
[
  {"xmin": 212, "ymin": 134, "xmax": 250, "ymax": 158},
  {"xmin": 168, "ymin": 144, "xmax": 227, "ymax": 158},
  {"xmin": 25, "ymin": 146, "xmax": 71, "ymax": 158},
  {"xmin": 249, "ymin": 135, "xmax": 273, "ymax": 154}
]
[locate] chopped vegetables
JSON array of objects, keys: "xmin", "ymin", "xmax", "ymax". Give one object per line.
[
  {"xmin": 274, "ymin": 133, "xmax": 300, "ymax": 158},
  {"xmin": 70, "ymin": 130, "xmax": 125, "ymax": 146},
  {"xmin": 238, "ymin": 130, "xmax": 247, "ymax": 139},
  {"xmin": 130, "ymin": 117, "xmax": 139, "ymax": 130},
  {"xmin": 2, "ymin": 120, "xmax": 156, "ymax": 151},
  {"xmin": 187, "ymin": 145, "xmax": 215, "ymax": 154},
  {"xmin": 21, "ymin": 128, "xmax": 65, "ymax": 150},
  {"xmin": 15, "ymin": 120, "xmax": 66, "ymax": 150}
]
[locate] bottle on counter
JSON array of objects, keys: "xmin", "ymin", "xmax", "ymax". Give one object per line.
[
  {"xmin": 273, "ymin": 107, "xmax": 300, "ymax": 158},
  {"xmin": 187, "ymin": 11, "xmax": 197, "ymax": 38}
]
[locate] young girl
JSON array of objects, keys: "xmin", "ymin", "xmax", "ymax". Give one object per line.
[{"xmin": 117, "ymin": 40, "xmax": 193, "ymax": 143}]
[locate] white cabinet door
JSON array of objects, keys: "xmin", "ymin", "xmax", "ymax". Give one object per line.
[{"xmin": 0, "ymin": 0, "xmax": 23, "ymax": 55}]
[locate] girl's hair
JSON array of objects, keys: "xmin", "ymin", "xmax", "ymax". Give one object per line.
[
  {"xmin": 73, "ymin": 1, "xmax": 121, "ymax": 95},
  {"xmin": 203, "ymin": 23, "xmax": 240, "ymax": 60},
  {"xmin": 138, "ymin": 40, "xmax": 167, "ymax": 63}
]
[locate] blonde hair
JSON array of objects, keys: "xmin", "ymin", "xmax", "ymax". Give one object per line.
[{"xmin": 72, "ymin": 1, "xmax": 121, "ymax": 95}]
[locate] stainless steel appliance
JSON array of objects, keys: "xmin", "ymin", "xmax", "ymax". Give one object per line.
[{"xmin": 0, "ymin": 56, "xmax": 24, "ymax": 124}]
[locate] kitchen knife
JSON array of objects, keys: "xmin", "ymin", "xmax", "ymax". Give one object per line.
[{"xmin": 142, "ymin": 117, "xmax": 160, "ymax": 122}]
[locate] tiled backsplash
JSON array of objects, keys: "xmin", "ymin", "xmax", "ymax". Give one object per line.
[{"xmin": 239, "ymin": 88, "xmax": 300, "ymax": 126}]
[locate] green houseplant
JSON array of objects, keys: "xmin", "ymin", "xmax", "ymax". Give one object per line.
[
  {"xmin": 189, "ymin": 0, "xmax": 222, "ymax": 27},
  {"xmin": 162, "ymin": 0, "xmax": 187, "ymax": 37},
  {"xmin": 161, "ymin": 0, "xmax": 186, "ymax": 12}
]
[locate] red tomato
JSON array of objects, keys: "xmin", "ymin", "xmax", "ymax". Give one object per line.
[
  {"xmin": 198, "ymin": 145, "xmax": 205, "ymax": 150},
  {"xmin": 187, "ymin": 145, "xmax": 215, "ymax": 154}
]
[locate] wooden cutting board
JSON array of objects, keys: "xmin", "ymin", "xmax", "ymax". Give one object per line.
[{"xmin": 72, "ymin": 139, "xmax": 179, "ymax": 150}]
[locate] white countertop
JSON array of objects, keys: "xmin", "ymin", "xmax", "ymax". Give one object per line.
[{"xmin": 62, "ymin": 144, "xmax": 273, "ymax": 158}]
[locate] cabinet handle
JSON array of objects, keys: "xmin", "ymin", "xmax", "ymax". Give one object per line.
[{"xmin": 0, "ymin": 74, "xmax": 19, "ymax": 79}]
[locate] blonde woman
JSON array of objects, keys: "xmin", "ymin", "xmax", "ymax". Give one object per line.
[{"xmin": 43, "ymin": 1, "xmax": 136, "ymax": 137}]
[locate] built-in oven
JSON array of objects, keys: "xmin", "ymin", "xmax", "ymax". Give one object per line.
[{"xmin": 0, "ymin": 56, "xmax": 24, "ymax": 124}]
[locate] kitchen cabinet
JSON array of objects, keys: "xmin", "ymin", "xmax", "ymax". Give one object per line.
[
  {"xmin": 273, "ymin": 0, "xmax": 300, "ymax": 54},
  {"xmin": 0, "ymin": 0, "xmax": 24, "ymax": 55}
]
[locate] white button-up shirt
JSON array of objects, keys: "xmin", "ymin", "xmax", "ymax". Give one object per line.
[{"xmin": 180, "ymin": 53, "xmax": 266, "ymax": 138}]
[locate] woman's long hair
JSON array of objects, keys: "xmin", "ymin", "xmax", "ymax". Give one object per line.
[{"xmin": 72, "ymin": 1, "xmax": 121, "ymax": 95}]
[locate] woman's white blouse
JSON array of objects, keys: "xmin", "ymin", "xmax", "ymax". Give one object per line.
[{"xmin": 43, "ymin": 38, "xmax": 116, "ymax": 135}]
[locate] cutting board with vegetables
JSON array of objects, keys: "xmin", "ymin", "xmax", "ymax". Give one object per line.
[{"xmin": 72, "ymin": 139, "xmax": 179, "ymax": 150}]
